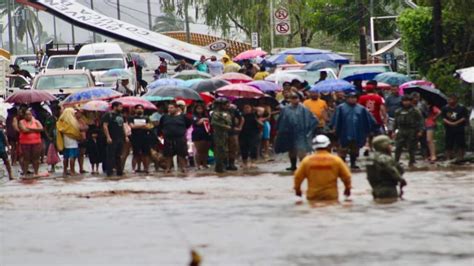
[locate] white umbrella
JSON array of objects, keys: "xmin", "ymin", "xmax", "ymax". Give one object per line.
[{"xmin": 265, "ymin": 73, "xmax": 304, "ymax": 84}]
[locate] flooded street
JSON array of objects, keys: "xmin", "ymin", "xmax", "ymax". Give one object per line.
[{"xmin": 1, "ymin": 165, "xmax": 473, "ymax": 266}]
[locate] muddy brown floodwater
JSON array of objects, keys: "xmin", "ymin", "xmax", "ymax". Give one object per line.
[{"xmin": 0, "ymin": 166, "xmax": 473, "ymax": 266}]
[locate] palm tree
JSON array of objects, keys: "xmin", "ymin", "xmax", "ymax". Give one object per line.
[
  {"xmin": 0, "ymin": 1, "xmax": 42, "ymax": 52},
  {"xmin": 152, "ymin": 12, "xmax": 193, "ymax": 32}
]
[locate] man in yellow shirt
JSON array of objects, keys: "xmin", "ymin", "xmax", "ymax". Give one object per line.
[
  {"xmin": 294, "ymin": 135, "xmax": 351, "ymax": 201},
  {"xmin": 303, "ymin": 92, "xmax": 328, "ymax": 128},
  {"xmin": 253, "ymin": 66, "xmax": 269, "ymax": 80}
]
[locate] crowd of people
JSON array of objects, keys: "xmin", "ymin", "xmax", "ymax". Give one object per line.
[{"xmin": 0, "ymin": 55, "xmax": 470, "ymax": 190}]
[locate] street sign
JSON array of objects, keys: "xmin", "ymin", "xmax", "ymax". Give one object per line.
[
  {"xmin": 274, "ymin": 6, "xmax": 291, "ymax": 36},
  {"xmin": 208, "ymin": 40, "xmax": 229, "ymax": 52},
  {"xmin": 251, "ymin": 32, "xmax": 259, "ymax": 48}
]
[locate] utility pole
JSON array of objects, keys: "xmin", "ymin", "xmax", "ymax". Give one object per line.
[
  {"xmin": 369, "ymin": 0, "xmax": 375, "ymax": 56},
  {"xmin": 269, "ymin": 0, "xmax": 274, "ymax": 52},
  {"xmin": 7, "ymin": 0, "xmax": 14, "ymax": 53},
  {"xmin": 53, "ymin": 16, "xmax": 57, "ymax": 43},
  {"xmin": 358, "ymin": 0, "xmax": 367, "ymax": 64},
  {"xmin": 36, "ymin": 10, "xmax": 41, "ymax": 51},
  {"xmin": 71, "ymin": 25, "xmax": 75, "ymax": 44},
  {"xmin": 91, "ymin": 0, "xmax": 97, "ymax": 42},
  {"xmin": 117, "ymin": 0, "xmax": 121, "ymax": 20},
  {"xmin": 147, "ymin": 0, "xmax": 152, "ymax": 30},
  {"xmin": 432, "ymin": 0, "xmax": 443, "ymax": 57},
  {"xmin": 183, "ymin": 0, "xmax": 191, "ymax": 43}
]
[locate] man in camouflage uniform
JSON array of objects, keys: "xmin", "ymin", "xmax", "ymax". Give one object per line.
[
  {"xmin": 366, "ymin": 135, "xmax": 407, "ymax": 200},
  {"xmin": 393, "ymin": 95, "xmax": 423, "ymax": 166},
  {"xmin": 211, "ymin": 98, "xmax": 232, "ymax": 173}
]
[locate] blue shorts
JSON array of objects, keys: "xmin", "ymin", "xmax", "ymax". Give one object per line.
[
  {"xmin": 262, "ymin": 121, "xmax": 271, "ymax": 140},
  {"xmin": 63, "ymin": 148, "xmax": 79, "ymax": 159}
]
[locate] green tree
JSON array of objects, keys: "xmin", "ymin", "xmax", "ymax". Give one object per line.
[{"xmin": 152, "ymin": 12, "xmax": 186, "ymax": 32}]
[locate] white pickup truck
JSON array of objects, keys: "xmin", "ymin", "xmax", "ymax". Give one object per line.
[{"xmin": 0, "ymin": 51, "xmax": 31, "ymax": 98}]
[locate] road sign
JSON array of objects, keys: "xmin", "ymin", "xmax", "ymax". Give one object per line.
[
  {"xmin": 251, "ymin": 32, "xmax": 259, "ymax": 48},
  {"xmin": 275, "ymin": 22, "xmax": 291, "ymax": 35},
  {"xmin": 274, "ymin": 7, "xmax": 289, "ymax": 20},
  {"xmin": 208, "ymin": 40, "xmax": 229, "ymax": 52},
  {"xmin": 274, "ymin": 6, "xmax": 291, "ymax": 36}
]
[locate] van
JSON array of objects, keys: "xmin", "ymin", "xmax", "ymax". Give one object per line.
[
  {"xmin": 338, "ymin": 63, "xmax": 392, "ymax": 80},
  {"xmin": 74, "ymin": 43, "xmax": 136, "ymax": 89}
]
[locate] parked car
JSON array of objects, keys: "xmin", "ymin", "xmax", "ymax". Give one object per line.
[
  {"xmin": 31, "ymin": 69, "xmax": 95, "ymax": 100},
  {"xmin": 274, "ymin": 68, "xmax": 337, "ymax": 85},
  {"xmin": 74, "ymin": 43, "xmax": 136, "ymax": 89},
  {"xmin": 45, "ymin": 55, "xmax": 77, "ymax": 70},
  {"xmin": 338, "ymin": 63, "xmax": 392, "ymax": 80}
]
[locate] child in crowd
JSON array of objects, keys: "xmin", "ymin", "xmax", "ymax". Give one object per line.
[{"xmin": 86, "ymin": 129, "xmax": 102, "ymax": 174}]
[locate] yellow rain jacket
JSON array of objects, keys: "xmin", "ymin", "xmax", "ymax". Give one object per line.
[
  {"xmin": 222, "ymin": 54, "xmax": 241, "ymax": 73},
  {"xmin": 56, "ymin": 108, "xmax": 82, "ymax": 152},
  {"xmin": 285, "ymin": 55, "xmax": 300, "ymax": 64},
  {"xmin": 294, "ymin": 150, "xmax": 351, "ymax": 201}
]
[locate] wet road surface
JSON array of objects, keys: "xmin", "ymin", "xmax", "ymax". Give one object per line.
[{"xmin": 0, "ymin": 165, "xmax": 473, "ymax": 266}]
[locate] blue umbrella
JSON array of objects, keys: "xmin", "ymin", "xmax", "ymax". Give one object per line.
[
  {"xmin": 247, "ymin": 80, "xmax": 282, "ymax": 92},
  {"xmin": 153, "ymin": 51, "xmax": 177, "ymax": 62},
  {"xmin": 343, "ymin": 72, "xmax": 381, "ymax": 82},
  {"xmin": 374, "ymin": 72, "xmax": 411, "ymax": 86},
  {"xmin": 147, "ymin": 78, "xmax": 186, "ymax": 90},
  {"xmin": 131, "ymin": 52, "xmax": 147, "ymax": 67},
  {"xmin": 307, "ymin": 53, "xmax": 350, "ymax": 64},
  {"xmin": 102, "ymin": 69, "xmax": 132, "ymax": 79},
  {"xmin": 310, "ymin": 79, "xmax": 355, "ymax": 93},
  {"xmin": 267, "ymin": 47, "xmax": 347, "ymax": 64},
  {"xmin": 143, "ymin": 86, "xmax": 202, "ymax": 101},
  {"xmin": 183, "ymin": 78, "xmax": 204, "ymax": 88},
  {"xmin": 303, "ymin": 60, "xmax": 338, "ymax": 71},
  {"xmin": 62, "ymin": 87, "xmax": 122, "ymax": 106}
]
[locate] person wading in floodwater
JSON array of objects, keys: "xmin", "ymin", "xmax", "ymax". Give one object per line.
[
  {"xmin": 294, "ymin": 135, "xmax": 352, "ymax": 201},
  {"xmin": 366, "ymin": 135, "xmax": 407, "ymax": 202}
]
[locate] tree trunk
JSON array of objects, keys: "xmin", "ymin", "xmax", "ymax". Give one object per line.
[
  {"xmin": 184, "ymin": 0, "xmax": 191, "ymax": 43},
  {"xmin": 432, "ymin": 0, "xmax": 443, "ymax": 57},
  {"xmin": 27, "ymin": 26, "xmax": 36, "ymax": 53},
  {"xmin": 358, "ymin": 0, "xmax": 367, "ymax": 64}
]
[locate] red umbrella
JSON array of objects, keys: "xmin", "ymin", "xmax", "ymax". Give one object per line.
[
  {"xmin": 216, "ymin": 84, "xmax": 264, "ymax": 98},
  {"xmin": 6, "ymin": 90, "xmax": 56, "ymax": 104},
  {"xmin": 214, "ymin": 73, "xmax": 253, "ymax": 84},
  {"xmin": 362, "ymin": 81, "xmax": 391, "ymax": 90},
  {"xmin": 199, "ymin": 92, "xmax": 215, "ymax": 105},
  {"xmin": 233, "ymin": 49, "xmax": 267, "ymax": 61},
  {"xmin": 111, "ymin": 96, "xmax": 157, "ymax": 110}
]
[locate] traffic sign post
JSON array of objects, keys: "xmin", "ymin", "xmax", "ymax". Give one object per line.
[
  {"xmin": 251, "ymin": 32, "xmax": 259, "ymax": 48},
  {"xmin": 274, "ymin": 6, "xmax": 291, "ymax": 36}
]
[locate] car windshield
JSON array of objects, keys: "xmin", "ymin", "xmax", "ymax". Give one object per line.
[
  {"xmin": 35, "ymin": 75, "xmax": 90, "ymax": 90},
  {"xmin": 75, "ymin": 59, "xmax": 125, "ymax": 71},
  {"xmin": 339, "ymin": 65, "xmax": 391, "ymax": 79},
  {"xmin": 47, "ymin": 57, "xmax": 76, "ymax": 69}
]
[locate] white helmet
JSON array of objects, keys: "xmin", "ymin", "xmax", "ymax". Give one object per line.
[{"xmin": 312, "ymin": 135, "xmax": 331, "ymax": 149}]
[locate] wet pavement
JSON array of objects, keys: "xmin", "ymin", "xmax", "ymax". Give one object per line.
[{"xmin": 0, "ymin": 159, "xmax": 473, "ymax": 266}]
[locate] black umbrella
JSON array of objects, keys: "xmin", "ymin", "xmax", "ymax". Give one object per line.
[
  {"xmin": 233, "ymin": 95, "xmax": 279, "ymax": 109},
  {"xmin": 191, "ymin": 79, "xmax": 230, "ymax": 93},
  {"xmin": 143, "ymin": 86, "xmax": 202, "ymax": 101},
  {"xmin": 404, "ymin": 85, "xmax": 448, "ymax": 107}
]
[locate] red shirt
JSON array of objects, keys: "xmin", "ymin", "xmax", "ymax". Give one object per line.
[{"xmin": 358, "ymin": 93, "xmax": 384, "ymax": 125}]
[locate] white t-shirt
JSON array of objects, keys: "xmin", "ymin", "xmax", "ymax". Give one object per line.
[
  {"xmin": 206, "ymin": 61, "xmax": 224, "ymax": 76},
  {"xmin": 63, "ymin": 135, "xmax": 79, "ymax": 149}
]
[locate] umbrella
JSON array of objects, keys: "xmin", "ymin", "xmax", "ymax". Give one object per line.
[
  {"xmin": 111, "ymin": 96, "xmax": 157, "ymax": 110},
  {"xmin": 216, "ymin": 84, "xmax": 264, "ymax": 98},
  {"xmin": 303, "ymin": 60, "xmax": 338, "ymax": 71},
  {"xmin": 362, "ymin": 81, "xmax": 391, "ymax": 90},
  {"xmin": 399, "ymin": 80, "xmax": 435, "ymax": 95},
  {"xmin": 191, "ymin": 79, "xmax": 230, "ymax": 93},
  {"xmin": 172, "ymin": 70, "xmax": 212, "ymax": 80},
  {"xmin": 266, "ymin": 47, "xmax": 348, "ymax": 64},
  {"xmin": 131, "ymin": 52, "xmax": 147, "ymax": 67},
  {"xmin": 62, "ymin": 87, "xmax": 122, "ymax": 106},
  {"xmin": 80, "ymin": 100, "xmax": 110, "ymax": 112},
  {"xmin": 403, "ymin": 85, "xmax": 447, "ymax": 107},
  {"xmin": 6, "ymin": 90, "xmax": 56, "ymax": 104},
  {"xmin": 233, "ymin": 49, "xmax": 267, "ymax": 61},
  {"xmin": 247, "ymin": 80, "xmax": 283, "ymax": 92},
  {"xmin": 310, "ymin": 79, "xmax": 355, "ymax": 93},
  {"xmin": 153, "ymin": 51, "xmax": 176, "ymax": 62},
  {"xmin": 147, "ymin": 78, "xmax": 186, "ymax": 90},
  {"xmin": 456, "ymin": 66, "xmax": 474, "ymax": 83},
  {"xmin": 374, "ymin": 72, "xmax": 411, "ymax": 86},
  {"xmin": 265, "ymin": 73, "xmax": 304, "ymax": 83},
  {"xmin": 101, "ymin": 69, "xmax": 132, "ymax": 79},
  {"xmin": 343, "ymin": 72, "xmax": 381, "ymax": 82},
  {"xmin": 214, "ymin": 73, "xmax": 253, "ymax": 84},
  {"xmin": 143, "ymin": 86, "xmax": 202, "ymax": 101},
  {"xmin": 233, "ymin": 95, "xmax": 279, "ymax": 109},
  {"xmin": 199, "ymin": 92, "xmax": 215, "ymax": 105},
  {"xmin": 183, "ymin": 78, "xmax": 205, "ymax": 88}
]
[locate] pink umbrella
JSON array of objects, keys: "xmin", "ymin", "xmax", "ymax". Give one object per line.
[
  {"xmin": 216, "ymin": 84, "xmax": 264, "ymax": 98},
  {"xmin": 111, "ymin": 96, "xmax": 157, "ymax": 110},
  {"xmin": 399, "ymin": 80, "xmax": 434, "ymax": 95},
  {"xmin": 6, "ymin": 90, "xmax": 56, "ymax": 104},
  {"xmin": 233, "ymin": 49, "xmax": 267, "ymax": 61},
  {"xmin": 214, "ymin": 73, "xmax": 253, "ymax": 84},
  {"xmin": 80, "ymin": 100, "xmax": 110, "ymax": 112}
]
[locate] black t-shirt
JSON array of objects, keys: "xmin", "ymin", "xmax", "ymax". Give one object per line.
[
  {"xmin": 160, "ymin": 114, "xmax": 191, "ymax": 138},
  {"xmin": 192, "ymin": 115, "xmax": 211, "ymax": 141},
  {"xmin": 102, "ymin": 112, "xmax": 125, "ymax": 141},
  {"xmin": 442, "ymin": 104, "xmax": 468, "ymax": 131},
  {"xmin": 241, "ymin": 113, "xmax": 260, "ymax": 137},
  {"xmin": 128, "ymin": 115, "xmax": 150, "ymax": 139},
  {"xmin": 229, "ymin": 108, "xmax": 242, "ymax": 136}
]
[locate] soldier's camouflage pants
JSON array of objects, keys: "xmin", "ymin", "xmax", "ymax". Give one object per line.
[
  {"xmin": 395, "ymin": 130, "xmax": 417, "ymax": 164},
  {"xmin": 213, "ymin": 131, "xmax": 228, "ymax": 173}
]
